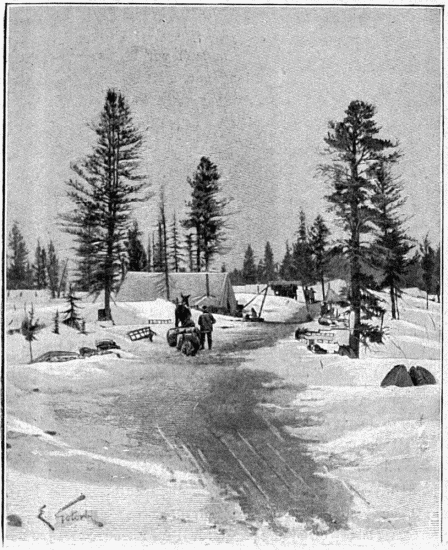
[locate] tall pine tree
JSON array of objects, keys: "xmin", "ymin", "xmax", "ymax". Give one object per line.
[
  {"xmin": 420, "ymin": 234, "xmax": 435, "ymax": 310},
  {"xmin": 279, "ymin": 241, "xmax": 294, "ymax": 281},
  {"xmin": 184, "ymin": 233, "xmax": 195, "ymax": 272},
  {"xmin": 292, "ymin": 210, "xmax": 314, "ymax": 285},
  {"xmin": 310, "ymin": 215, "xmax": 330, "ymax": 301},
  {"xmin": 242, "ymin": 244, "xmax": 257, "ymax": 284},
  {"xmin": 60, "ymin": 89, "xmax": 148, "ymax": 319},
  {"xmin": 7, "ymin": 222, "xmax": 30, "ymax": 290},
  {"xmin": 182, "ymin": 157, "xmax": 229, "ymax": 271},
  {"xmin": 320, "ymin": 100, "xmax": 398, "ymax": 357},
  {"xmin": 126, "ymin": 220, "xmax": 147, "ymax": 271},
  {"xmin": 170, "ymin": 212, "xmax": 183, "ymax": 272},
  {"xmin": 263, "ymin": 241, "xmax": 276, "ymax": 283},
  {"xmin": 46, "ymin": 241, "xmax": 60, "ymax": 299},
  {"xmin": 33, "ymin": 241, "xmax": 48, "ymax": 290},
  {"xmin": 370, "ymin": 160, "xmax": 413, "ymax": 319}
]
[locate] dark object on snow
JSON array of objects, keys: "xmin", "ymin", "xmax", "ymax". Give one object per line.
[
  {"xmin": 33, "ymin": 388, "xmax": 39, "ymax": 392},
  {"xmin": 180, "ymin": 330, "xmax": 201, "ymax": 356},
  {"xmin": 98, "ymin": 309, "xmax": 108, "ymax": 321},
  {"xmin": 295, "ymin": 328, "xmax": 308, "ymax": 340},
  {"xmin": 318, "ymin": 317, "xmax": 331, "ymax": 326},
  {"xmin": 79, "ymin": 347, "xmax": 98, "ymax": 357},
  {"xmin": 308, "ymin": 344, "xmax": 327, "ymax": 354},
  {"xmin": 338, "ymin": 345, "xmax": 356, "ymax": 358},
  {"xmin": 127, "ymin": 326, "xmax": 157, "ymax": 342},
  {"xmin": 96, "ymin": 339, "xmax": 121, "ymax": 351},
  {"xmin": 409, "ymin": 366, "xmax": 437, "ymax": 386},
  {"xmin": 32, "ymin": 351, "xmax": 80, "ymax": 363},
  {"xmin": 6, "ymin": 443, "xmax": 11, "ymax": 449},
  {"xmin": 45, "ymin": 430, "xmax": 57, "ymax": 436},
  {"xmin": 381, "ymin": 365, "xmax": 413, "ymax": 388},
  {"xmin": 167, "ymin": 328, "xmax": 178, "ymax": 347},
  {"xmin": 7, "ymin": 514, "xmax": 22, "ymax": 527}
]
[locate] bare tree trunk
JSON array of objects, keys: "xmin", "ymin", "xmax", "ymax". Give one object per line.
[{"xmin": 390, "ymin": 284, "xmax": 396, "ymax": 320}]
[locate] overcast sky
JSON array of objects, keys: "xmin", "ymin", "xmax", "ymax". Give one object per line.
[{"xmin": 6, "ymin": 5, "xmax": 441, "ymax": 270}]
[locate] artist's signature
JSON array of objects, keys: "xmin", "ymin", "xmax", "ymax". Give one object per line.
[{"xmin": 38, "ymin": 494, "xmax": 103, "ymax": 530}]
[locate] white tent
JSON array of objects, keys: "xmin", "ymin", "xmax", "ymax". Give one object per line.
[{"xmin": 116, "ymin": 272, "xmax": 237, "ymax": 314}]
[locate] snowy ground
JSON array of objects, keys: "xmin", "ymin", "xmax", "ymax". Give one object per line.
[{"xmin": 4, "ymin": 287, "xmax": 442, "ymax": 548}]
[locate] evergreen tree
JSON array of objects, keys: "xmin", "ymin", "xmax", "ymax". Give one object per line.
[
  {"xmin": 263, "ymin": 242, "xmax": 276, "ymax": 283},
  {"xmin": 126, "ymin": 220, "xmax": 147, "ymax": 271},
  {"xmin": 170, "ymin": 212, "xmax": 183, "ymax": 272},
  {"xmin": 229, "ymin": 268, "xmax": 245, "ymax": 285},
  {"xmin": 279, "ymin": 241, "xmax": 294, "ymax": 280},
  {"xmin": 221, "ymin": 263, "xmax": 227, "ymax": 273},
  {"xmin": 292, "ymin": 210, "xmax": 314, "ymax": 285},
  {"xmin": 242, "ymin": 245, "xmax": 257, "ymax": 284},
  {"xmin": 71, "ymin": 212, "xmax": 98, "ymax": 291},
  {"xmin": 320, "ymin": 100, "xmax": 398, "ymax": 357},
  {"xmin": 53, "ymin": 310, "xmax": 60, "ymax": 335},
  {"xmin": 182, "ymin": 157, "xmax": 229, "ymax": 271},
  {"xmin": 370, "ymin": 160, "xmax": 413, "ymax": 319},
  {"xmin": 46, "ymin": 241, "xmax": 60, "ymax": 299},
  {"xmin": 7, "ymin": 222, "xmax": 30, "ymax": 290},
  {"xmin": 184, "ymin": 233, "xmax": 195, "ymax": 272},
  {"xmin": 60, "ymin": 89, "xmax": 148, "ymax": 320},
  {"xmin": 24, "ymin": 262, "xmax": 34, "ymax": 289},
  {"xmin": 256, "ymin": 259, "xmax": 265, "ymax": 284},
  {"xmin": 420, "ymin": 234, "xmax": 435, "ymax": 309},
  {"xmin": 21, "ymin": 304, "xmax": 40, "ymax": 362},
  {"xmin": 62, "ymin": 286, "xmax": 83, "ymax": 330},
  {"xmin": 33, "ymin": 241, "xmax": 48, "ymax": 290},
  {"xmin": 310, "ymin": 215, "xmax": 330, "ymax": 301},
  {"xmin": 158, "ymin": 188, "xmax": 170, "ymax": 299},
  {"xmin": 434, "ymin": 244, "xmax": 441, "ymax": 303},
  {"xmin": 146, "ymin": 234, "xmax": 152, "ymax": 272}
]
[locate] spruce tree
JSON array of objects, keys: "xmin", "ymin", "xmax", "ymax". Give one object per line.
[
  {"xmin": 47, "ymin": 241, "xmax": 60, "ymax": 299},
  {"xmin": 170, "ymin": 212, "xmax": 183, "ymax": 272},
  {"xmin": 370, "ymin": 160, "xmax": 413, "ymax": 319},
  {"xmin": 279, "ymin": 241, "xmax": 294, "ymax": 281},
  {"xmin": 310, "ymin": 215, "xmax": 330, "ymax": 301},
  {"xmin": 60, "ymin": 90, "xmax": 148, "ymax": 319},
  {"xmin": 185, "ymin": 233, "xmax": 195, "ymax": 272},
  {"xmin": 126, "ymin": 220, "xmax": 147, "ymax": 271},
  {"xmin": 263, "ymin": 242, "xmax": 276, "ymax": 283},
  {"xmin": 33, "ymin": 242, "xmax": 48, "ymax": 290},
  {"xmin": 7, "ymin": 222, "xmax": 30, "ymax": 290},
  {"xmin": 257, "ymin": 259, "xmax": 265, "ymax": 284},
  {"xmin": 292, "ymin": 210, "xmax": 314, "ymax": 285},
  {"xmin": 53, "ymin": 310, "xmax": 60, "ymax": 335},
  {"xmin": 242, "ymin": 245, "xmax": 257, "ymax": 284},
  {"xmin": 21, "ymin": 304, "xmax": 40, "ymax": 362},
  {"xmin": 420, "ymin": 234, "xmax": 435, "ymax": 309},
  {"xmin": 62, "ymin": 286, "xmax": 83, "ymax": 330},
  {"xmin": 158, "ymin": 188, "xmax": 170, "ymax": 299},
  {"xmin": 320, "ymin": 100, "xmax": 398, "ymax": 357},
  {"xmin": 182, "ymin": 157, "xmax": 229, "ymax": 271}
]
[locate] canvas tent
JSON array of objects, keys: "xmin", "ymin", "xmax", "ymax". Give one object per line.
[{"xmin": 116, "ymin": 272, "xmax": 237, "ymax": 314}]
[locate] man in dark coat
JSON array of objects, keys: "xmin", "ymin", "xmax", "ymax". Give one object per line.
[{"xmin": 198, "ymin": 306, "xmax": 216, "ymax": 350}]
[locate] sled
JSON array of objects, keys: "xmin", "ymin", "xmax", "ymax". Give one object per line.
[{"xmin": 127, "ymin": 326, "xmax": 157, "ymax": 342}]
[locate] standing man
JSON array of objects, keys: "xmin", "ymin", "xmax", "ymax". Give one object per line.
[{"xmin": 198, "ymin": 305, "xmax": 216, "ymax": 350}]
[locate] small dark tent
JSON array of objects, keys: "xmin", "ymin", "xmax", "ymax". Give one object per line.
[{"xmin": 116, "ymin": 272, "xmax": 237, "ymax": 314}]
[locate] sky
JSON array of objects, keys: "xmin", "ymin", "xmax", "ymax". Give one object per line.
[{"xmin": 6, "ymin": 5, "xmax": 442, "ymax": 271}]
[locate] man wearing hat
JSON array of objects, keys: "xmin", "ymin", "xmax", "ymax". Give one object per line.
[{"xmin": 198, "ymin": 305, "xmax": 216, "ymax": 350}]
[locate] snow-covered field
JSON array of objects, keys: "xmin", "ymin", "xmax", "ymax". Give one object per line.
[{"xmin": 4, "ymin": 287, "xmax": 442, "ymax": 547}]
